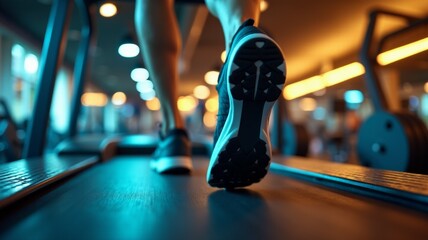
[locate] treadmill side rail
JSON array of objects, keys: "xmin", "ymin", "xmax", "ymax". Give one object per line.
[
  {"xmin": 271, "ymin": 156, "xmax": 428, "ymax": 212},
  {"xmin": 0, "ymin": 154, "xmax": 98, "ymax": 209}
]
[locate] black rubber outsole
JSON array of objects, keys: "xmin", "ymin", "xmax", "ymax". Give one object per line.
[{"xmin": 208, "ymin": 37, "xmax": 285, "ymax": 189}]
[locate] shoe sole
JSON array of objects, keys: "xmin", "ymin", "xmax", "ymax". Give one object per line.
[
  {"xmin": 207, "ymin": 33, "xmax": 286, "ymax": 188},
  {"xmin": 152, "ymin": 156, "xmax": 193, "ymax": 174}
]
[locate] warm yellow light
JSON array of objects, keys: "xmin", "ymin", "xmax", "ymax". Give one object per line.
[
  {"xmin": 221, "ymin": 50, "xmax": 227, "ymax": 63},
  {"xmin": 178, "ymin": 96, "xmax": 197, "ymax": 112},
  {"xmin": 112, "ymin": 92, "xmax": 126, "ymax": 106},
  {"xmin": 283, "ymin": 38, "xmax": 428, "ymax": 100},
  {"xmin": 205, "ymin": 97, "xmax": 219, "ymax": 112},
  {"xmin": 146, "ymin": 97, "xmax": 160, "ymax": 111},
  {"xmin": 203, "ymin": 112, "xmax": 217, "ymax": 129},
  {"xmin": 193, "ymin": 85, "xmax": 211, "ymax": 100},
  {"xmin": 260, "ymin": 0, "xmax": 269, "ymax": 12},
  {"xmin": 204, "ymin": 70, "xmax": 219, "ymax": 85},
  {"xmin": 284, "ymin": 62, "xmax": 364, "ymax": 100},
  {"xmin": 99, "ymin": 3, "xmax": 117, "ymax": 17},
  {"xmin": 283, "ymin": 76, "xmax": 324, "ymax": 100},
  {"xmin": 322, "ymin": 62, "xmax": 365, "ymax": 86},
  {"xmin": 377, "ymin": 37, "xmax": 428, "ymax": 66},
  {"xmin": 81, "ymin": 93, "xmax": 108, "ymax": 107},
  {"xmin": 299, "ymin": 97, "xmax": 317, "ymax": 111},
  {"xmin": 424, "ymin": 82, "xmax": 428, "ymax": 93}
]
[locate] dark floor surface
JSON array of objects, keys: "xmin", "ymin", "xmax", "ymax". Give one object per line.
[{"xmin": 1, "ymin": 156, "xmax": 427, "ymax": 240}]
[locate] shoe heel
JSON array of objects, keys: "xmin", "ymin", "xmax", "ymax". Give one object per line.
[{"xmin": 229, "ymin": 37, "xmax": 286, "ymax": 102}]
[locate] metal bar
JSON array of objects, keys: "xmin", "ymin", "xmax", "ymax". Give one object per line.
[
  {"xmin": 360, "ymin": 9, "xmax": 421, "ymax": 112},
  {"xmin": 377, "ymin": 16, "xmax": 427, "ymax": 55},
  {"xmin": 68, "ymin": 0, "xmax": 94, "ymax": 137},
  {"xmin": 23, "ymin": 0, "xmax": 73, "ymax": 158},
  {"xmin": 360, "ymin": 11, "xmax": 390, "ymax": 112}
]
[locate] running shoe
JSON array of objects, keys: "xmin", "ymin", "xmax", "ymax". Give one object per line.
[
  {"xmin": 151, "ymin": 128, "xmax": 193, "ymax": 174},
  {"xmin": 207, "ymin": 19, "xmax": 286, "ymax": 188}
]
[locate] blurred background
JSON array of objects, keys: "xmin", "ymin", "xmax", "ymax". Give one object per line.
[{"xmin": 0, "ymin": 0, "xmax": 427, "ymax": 166}]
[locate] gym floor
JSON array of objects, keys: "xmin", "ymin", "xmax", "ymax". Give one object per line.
[{"xmin": 1, "ymin": 156, "xmax": 427, "ymax": 240}]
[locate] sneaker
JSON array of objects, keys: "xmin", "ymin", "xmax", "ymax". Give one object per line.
[
  {"xmin": 151, "ymin": 129, "xmax": 193, "ymax": 174},
  {"xmin": 207, "ymin": 19, "xmax": 286, "ymax": 188}
]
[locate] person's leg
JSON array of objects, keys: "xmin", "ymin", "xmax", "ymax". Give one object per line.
[
  {"xmin": 134, "ymin": 0, "xmax": 184, "ymax": 135},
  {"xmin": 205, "ymin": 0, "xmax": 286, "ymax": 188},
  {"xmin": 135, "ymin": 0, "xmax": 192, "ymax": 174},
  {"xmin": 205, "ymin": 0, "xmax": 262, "ymax": 144},
  {"xmin": 205, "ymin": 0, "xmax": 261, "ymax": 52}
]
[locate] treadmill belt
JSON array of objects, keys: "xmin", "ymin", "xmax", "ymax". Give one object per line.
[
  {"xmin": 0, "ymin": 155, "xmax": 97, "ymax": 208},
  {"xmin": 271, "ymin": 157, "xmax": 428, "ymax": 211},
  {"xmin": 1, "ymin": 156, "xmax": 427, "ymax": 240}
]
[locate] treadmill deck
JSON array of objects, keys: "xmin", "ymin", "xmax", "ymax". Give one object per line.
[{"xmin": 1, "ymin": 156, "xmax": 427, "ymax": 240}]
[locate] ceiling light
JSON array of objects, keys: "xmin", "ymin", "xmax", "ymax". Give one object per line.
[
  {"xmin": 283, "ymin": 62, "xmax": 365, "ymax": 100},
  {"xmin": 283, "ymin": 34, "xmax": 427, "ymax": 100},
  {"xmin": 377, "ymin": 37, "xmax": 428, "ymax": 66},
  {"xmin": 146, "ymin": 97, "xmax": 161, "ymax": 111},
  {"xmin": 283, "ymin": 76, "xmax": 324, "ymax": 100},
  {"xmin": 260, "ymin": 1, "xmax": 269, "ymax": 12},
  {"xmin": 11, "ymin": 44, "xmax": 24, "ymax": 58},
  {"xmin": 322, "ymin": 62, "xmax": 365, "ymax": 86},
  {"xmin": 193, "ymin": 85, "xmax": 211, "ymax": 100},
  {"xmin": 178, "ymin": 96, "xmax": 197, "ymax": 112},
  {"xmin": 205, "ymin": 97, "xmax": 219, "ymax": 112},
  {"xmin": 112, "ymin": 92, "xmax": 126, "ymax": 106},
  {"xmin": 220, "ymin": 50, "xmax": 227, "ymax": 63},
  {"xmin": 81, "ymin": 93, "xmax": 108, "ymax": 107},
  {"xmin": 99, "ymin": 3, "xmax": 117, "ymax": 17},
  {"xmin": 136, "ymin": 80, "xmax": 154, "ymax": 93},
  {"xmin": 204, "ymin": 70, "xmax": 219, "ymax": 85},
  {"xmin": 118, "ymin": 43, "xmax": 140, "ymax": 58},
  {"xmin": 118, "ymin": 35, "xmax": 140, "ymax": 58},
  {"xmin": 24, "ymin": 53, "xmax": 39, "ymax": 74},
  {"xmin": 131, "ymin": 67, "xmax": 149, "ymax": 82},
  {"xmin": 140, "ymin": 89, "xmax": 156, "ymax": 100}
]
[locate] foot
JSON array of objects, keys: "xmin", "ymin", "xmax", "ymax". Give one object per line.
[
  {"xmin": 151, "ymin": 129, "xmax": 193, "ymax": 174},
  {"xmin": 207, "ymin": 19, "xmax": 286, "ymax": 188}
]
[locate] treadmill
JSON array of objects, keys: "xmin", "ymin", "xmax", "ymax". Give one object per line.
[{"xmin": 0, "ymin": 1, "xmax": 427, "ymax": 239}]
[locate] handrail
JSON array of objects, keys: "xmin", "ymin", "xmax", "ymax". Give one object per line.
[
  {"xmin": 359, "ymin": 9, "xmax": 420, "ymax": 112},
  {"xmin": 68, "ymin": 0, "xmax": 94, "ymax": 137},
  {"xmin": 23, "ymin": 0, "xmax": 73, "ymax": 158}
]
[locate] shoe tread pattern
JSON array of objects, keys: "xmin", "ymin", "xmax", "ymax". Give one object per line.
[
  {"xmin": 208, "ymin": 138, "xmax": 270, "ymax": 188},
  {"xmin": 229, "ymin": 38, "xmax": 285, "ymax": 102},
  {"xmin": 208, "ymin": 37, "xmax": 285, "ymax": 189}
]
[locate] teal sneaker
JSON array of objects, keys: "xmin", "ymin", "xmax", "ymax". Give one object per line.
[
  {"xmin": 151, "ymin": 129, "xmax": 193, "ymax": 174},
  {"xmin": 207, "ymin": 19, "xmax": 286, "ymax": 188}
]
